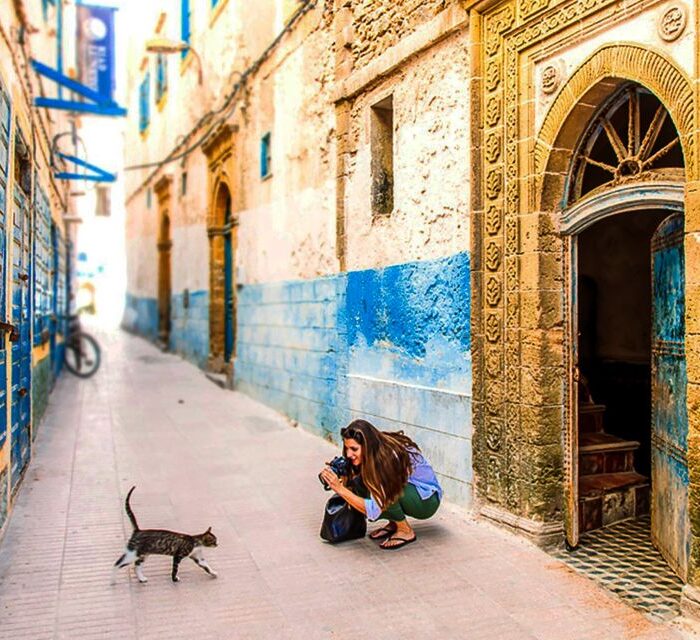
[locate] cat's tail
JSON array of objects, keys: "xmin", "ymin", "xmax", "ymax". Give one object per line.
[{"xmin": 125, "ymin": 486, "xmax": 139, "ymax": 531}]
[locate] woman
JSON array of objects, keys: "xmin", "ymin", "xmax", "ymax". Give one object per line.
[{"xmin": 319, "ymin": 419, "xmax": 442, "ymax": 550}]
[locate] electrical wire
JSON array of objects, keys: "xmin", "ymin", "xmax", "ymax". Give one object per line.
[{"xmin": 123, "ymin": 0, "xmax": 318, "ymax": 193}]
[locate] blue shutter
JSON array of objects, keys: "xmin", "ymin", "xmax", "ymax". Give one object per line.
[
  {"xmin": 155, "ymin": 54, "xmax": 167, "ymax": 103},
  {"xmin": 139, "ymin": 73, "xmax": 150, "ymax": 133},
  {"xmin": 181, "ymin": 0, "xmax": 191, "ymax": 59},
  {"xmin": 260, "ymin": 133, "xmax": 270, "ymax": 178}
]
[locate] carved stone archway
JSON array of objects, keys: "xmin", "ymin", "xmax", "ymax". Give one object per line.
[
  {"xmin": 471, "ymin": 0, "xmax": 700, "ymax": 565},
  {"xmin": 202, "ymin": 123, "xmax": 237, "ymax": 379}
]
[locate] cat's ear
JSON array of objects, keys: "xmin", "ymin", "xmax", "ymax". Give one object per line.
[{"xmin": 206, "ymin": 526, "xmax": 211, "ymax": 533}]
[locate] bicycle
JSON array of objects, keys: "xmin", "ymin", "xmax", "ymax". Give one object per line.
[{"xmin": 63, "ymin": 314, "xmax": 101, "ymax": 378}]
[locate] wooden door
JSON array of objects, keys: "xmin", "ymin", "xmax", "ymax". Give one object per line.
[
  {"xmin": 651, "ymin": 212, "xmax": 689, "ymax": 580},
  {"xmin": 157, "ymin": 213, "xmax": 171, "ymax": 347}
]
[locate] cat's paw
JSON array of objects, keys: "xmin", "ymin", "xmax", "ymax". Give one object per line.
[
  {"xmin": 209, "ymin": 571, "xmax": 218, "ymax": 579},
  {"xmin": 171, "ymin": 576, "xmax": 180, "ymax": 583},
  {"xmin": 138, "ymin": 577, "xmax": 148, "ymax": 584}
]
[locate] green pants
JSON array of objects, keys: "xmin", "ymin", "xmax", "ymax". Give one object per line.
[{"xmin": 356, "ymin": 482, "xmax": 440, "ymax": 522}]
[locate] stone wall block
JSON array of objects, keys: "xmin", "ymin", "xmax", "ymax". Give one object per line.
[
  {"xmin": 685, "ymin": 181, "xmax": 700, "ymax": 232},
  {"xmin": 520, "ymin": 404, "xmax": 562, "ymax": 446},
  {"xmin": 520, "ymin": 365, "xmax": 563, "ymax": 406},
  {"xmin": 686, "ymin": 286, "xmax": 700, "ymax": 335}
]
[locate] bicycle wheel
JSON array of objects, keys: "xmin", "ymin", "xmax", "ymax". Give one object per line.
[{"xmin": 63, "ymin": 331, "xmax": 101, "ymax": 378}]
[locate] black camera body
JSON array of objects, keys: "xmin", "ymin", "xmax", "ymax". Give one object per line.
[{"xmin": 319, "ymin": 455, "xmax": 351, "ymax": 491}]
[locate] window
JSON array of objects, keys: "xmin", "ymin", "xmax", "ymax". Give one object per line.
[
  {"xmin": 13, "ymin": 128, "xmax": 31, "ymax": 195},
  {"xmin": 95, "ymin": 185, "xmax": 111, "ymax": 216},
  {"xmin": 155, "ymin": 53, "xmax": 168, "ymax": 105},
  {"xmin": 370, "ymin": 95, "xmax": 394, "ymax": 216},
  {"xmin": 146, "ymin": 188, "xmax": 152, "ymax": 209},
  {"xmin": 42, "ymin": 0, "xmax": 56, "ymax": 21},
  {"xmin": 181, "ymin": 171, "xmax": 187, "ymax": 196},
  {"xmin": 181, "ymin": 0, "xmax": 191, "ymax": 59},
  {"xmin": 139, "ymin": 72, "xmax": 150, "ymax": 133},
  {"xmin": 260, "ymin": 132, "xmax": 271, "ymax": 179}
]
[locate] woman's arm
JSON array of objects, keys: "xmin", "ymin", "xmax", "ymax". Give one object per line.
[{"xmin": 319, "ymin": 469, "xmax": 367, "ymax": 515}]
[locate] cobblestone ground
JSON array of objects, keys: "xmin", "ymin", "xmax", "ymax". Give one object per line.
[{"xmin": 0, "ymin": 330, "xmax": 696, "ymax": 639}]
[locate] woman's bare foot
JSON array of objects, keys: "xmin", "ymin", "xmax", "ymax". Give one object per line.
[{"xmin": 380, "ymin": 521, "xmax": 416, "ymax": 549}]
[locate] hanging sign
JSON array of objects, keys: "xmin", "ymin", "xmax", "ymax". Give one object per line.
[{"xmin": 76, "ymin": 3, "xmax": 117, "ymax": 104}]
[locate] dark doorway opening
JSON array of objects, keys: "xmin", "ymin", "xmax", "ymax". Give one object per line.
[{"xmin": 576, "ymin": 209, "xmax": 670, "ymax": 533}]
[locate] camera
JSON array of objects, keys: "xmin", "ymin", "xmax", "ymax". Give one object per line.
[{"xmin": 318, "ymin": 455, "xmax": 351, "ymax": 490}]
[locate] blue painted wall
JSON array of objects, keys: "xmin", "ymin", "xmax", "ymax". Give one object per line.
[
  {"xmin": 170, "ymin": 290, "xmax": 209, "ymax": 368},
  {"xmin": 236, "ymin": 251, "xmax": 473, "ymax": 505},
  {"xmin": 122, "ymin": 293, "xmax": 158, "ymax": 341},
  {"xmin": 236, "ymin": 277, "xmax": 347, "ymax": 437}
]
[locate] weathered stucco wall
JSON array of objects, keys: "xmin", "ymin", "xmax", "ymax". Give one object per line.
[
  {"xmin": 349, "ymin": 0, "xmax": 450, "ymax": 70},
  {"xmin": 343, "ymin": 28, "xmax": 471, "ymax": 272},
  {"xmin": 235, "ymin": 5, "xmax": 338, "ymax": 284}
]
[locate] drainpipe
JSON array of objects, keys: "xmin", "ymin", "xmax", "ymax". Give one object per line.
[{"xmin": 12, "ymin": 0, "xmax": 38, "ymax": 35}]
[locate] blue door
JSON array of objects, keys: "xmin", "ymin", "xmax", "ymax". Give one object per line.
[
  {"xmin": 651, "ymin": 212, "xmax": 689, "ymax": 580},
  {"xmin": 0, "ymin": 84, "xmax": 10, "ymax": 455},
  {"xmin": 50, "ymin": 223, "xmax": 58, "ymax": 379},
  {"xmin": 10, "ymin": 180, "xmax": 31, "ymax": 491},
  {"xmin": 224, "ymin": 196, "xmax": 234, "ymax": 363}
]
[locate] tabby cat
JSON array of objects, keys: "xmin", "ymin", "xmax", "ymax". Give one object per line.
[{"xmin": 111, "ymin": 486, "xmax": 218, "ymax": 584}]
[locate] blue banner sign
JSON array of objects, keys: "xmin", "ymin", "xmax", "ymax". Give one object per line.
[{"xmin": 76, "ymin": 3, "xmax": 117, "ymax": 104}]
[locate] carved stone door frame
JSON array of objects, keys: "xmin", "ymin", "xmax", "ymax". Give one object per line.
[
  {"xmin": 469, "ymin": 0, "xmax": 696, "ymax": 552},
  {"xmin": 202, "ymin": 124, "xmax": 237, "ymax": 380}
]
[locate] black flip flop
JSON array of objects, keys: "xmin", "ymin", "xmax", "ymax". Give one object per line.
[
  {"xmin": 380, "ymin": 534, "xmax": 417, "ymax": 550},
  {"xmin": 369, "ymin": 523, "xmax": 397, "ymax": 541}
]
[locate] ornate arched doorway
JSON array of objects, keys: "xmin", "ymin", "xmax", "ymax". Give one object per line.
[
  {"xmin": 155, "ymin": 175, "xmax": 173, "ymax": 350},
  {"xmin": 556, "ymin": 81, "xmax": 688, "ymax": 579},
  {"xmin": 208, "ymin": 180, "xmax": 236, "ymax": 378}
]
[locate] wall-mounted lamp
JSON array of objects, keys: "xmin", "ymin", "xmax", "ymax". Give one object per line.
[{"xmin": 145, "ymin": 37, "xmax": 203, "ymax": 85}]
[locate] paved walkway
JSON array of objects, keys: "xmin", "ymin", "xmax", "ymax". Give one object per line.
[{"xmin": 0, "ymin": 330, "xmax": 696, "ymax": 639}]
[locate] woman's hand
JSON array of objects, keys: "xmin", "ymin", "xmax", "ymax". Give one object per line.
[{"xmin": 319, "ymin": 467, "xmax": 344, "ymax": 492}]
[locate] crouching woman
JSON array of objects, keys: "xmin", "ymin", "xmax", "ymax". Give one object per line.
[{"xmin": 319, "ymin": 419, "xmax": 442, "ymax": 550}]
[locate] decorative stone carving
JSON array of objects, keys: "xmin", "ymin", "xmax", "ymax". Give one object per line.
[
  {"xmin": 506, "ymin": 217, "xmax": 519, "ymax": 253},
  {"xmin": 486, "ymin": 169, "xmax": 503, "ymax": 199},
  {"xmin": 485, "ymin": 242, "xmax": 502, "ymax": 271},
  {"xmin": 485, "ymin": 205, "xmax": 502, "ymax": 236},
  {"xmin": 658, "ymin": 4, "xmax": 687, "ymax": 41},
  {"xmin": 485, "ymin": 313, "xmax": 501, "ymax": 343},
  {"xmin": 486, "ymin": 276, "xmax": 502, "ymax": 307},
  {"xmin": 485, "ymin": 346, "xmax": 503, "ymax": 375},
  {"xmin": 486, "ymin": 96, "xmax": 502, "ymax": 127},
  {"xmin": 485, "ymin": 6, "xmax": 515, "ymax": 55},
  {"xmin": 541, "ymin": 64, "xmax": 561, "ymax": 94},
  {"xmin": 520, "ymin": 0, "xmax": 550, "ymax": 19},
  {"xmin": 486, "ymin": 418, "xmax": 503, "ymax": 450},
  {"xmin": 486, "ymin": 133, "xmax": 502, "ymax": 163},
  {"xmin": 486, "ymin": 60, "xmax": 501, "ymax": 91}
]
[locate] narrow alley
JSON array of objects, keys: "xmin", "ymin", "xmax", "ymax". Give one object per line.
[{"xmin": 0, "ymin": 330, "xmax": 691, "ymax": 640}]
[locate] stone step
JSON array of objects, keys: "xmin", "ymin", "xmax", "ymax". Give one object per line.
[
  {"xmin": 579, "ymin": 403, "xmax": 606, "ymax": 433},
  {"xmin": 579, "ymin": 432, "xmax": 640, "ymax": 475},
  {"xmin": 579, "ymin": 472, "xmax": 649, "ymax": 533}
]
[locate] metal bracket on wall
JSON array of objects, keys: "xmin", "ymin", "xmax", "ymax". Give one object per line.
[{"xmin": 0, "ymin": 321, "xmax": 19, "ymax": 343}]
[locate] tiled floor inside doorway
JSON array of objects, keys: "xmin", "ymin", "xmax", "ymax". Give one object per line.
[{"xmin": 553, "ymin": 515, "xmax": 683, "ymax": 621}]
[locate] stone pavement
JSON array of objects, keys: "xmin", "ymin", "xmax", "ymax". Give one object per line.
[{"xmin": 0, "ymin": 330, "xmax": 696, "ymax": 640}]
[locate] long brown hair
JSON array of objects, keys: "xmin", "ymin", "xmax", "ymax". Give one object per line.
[{"xmin": 341, "ymin": 419, "xmax": 420, "ymax": 509}]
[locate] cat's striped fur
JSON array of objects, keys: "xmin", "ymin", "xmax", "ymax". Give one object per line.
[{"xmin": 111, "ymin": 486, "xmax": 218, "ymax": 584}]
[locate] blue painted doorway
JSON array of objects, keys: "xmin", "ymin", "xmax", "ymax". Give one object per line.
[
  {"xmin": 224, "ymin": 193, "xmax": 234, "ymax": 363},
  {"xmin": 10, "ymin": 176, "xmax": 32, "ymax": 491},
  {"xmin": 651, "ymin": 212, "xmax": 689, "ymax": 581}
]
